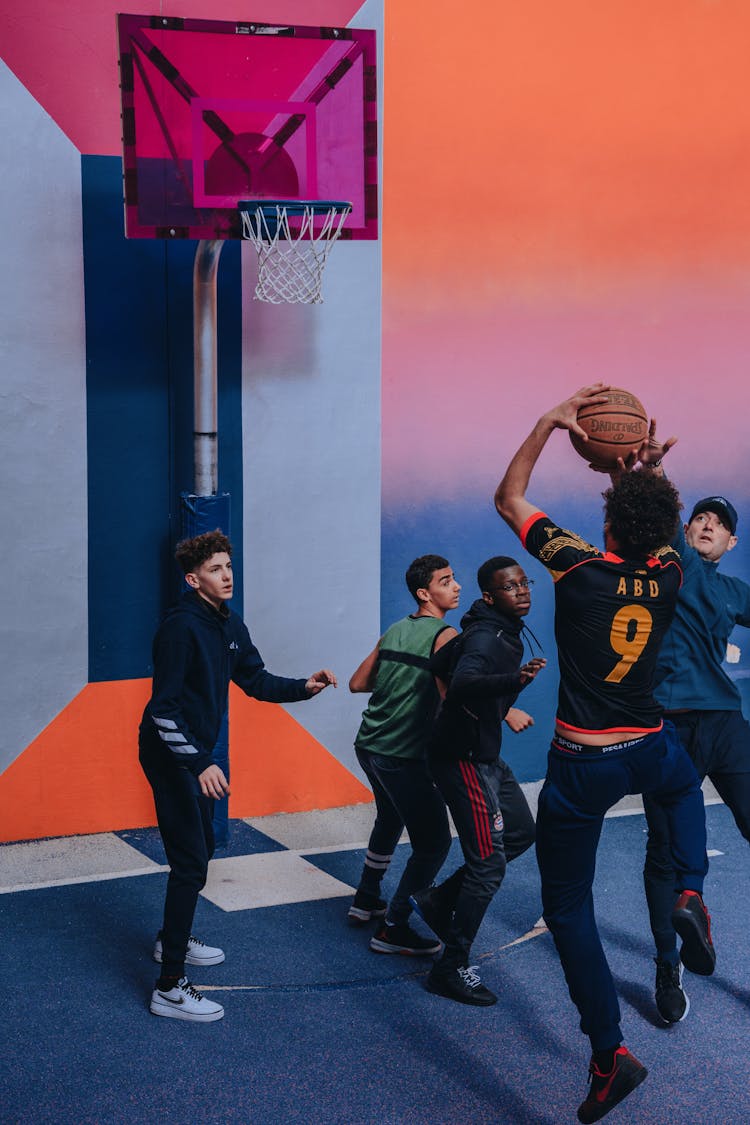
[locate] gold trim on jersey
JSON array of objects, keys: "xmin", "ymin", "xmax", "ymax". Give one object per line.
[
  {"xmin": 537, "ymin": 529, "xmax": 595, "ymax": 564},
  {"xmin": 651, "ymin": 543, "xmax": 681, "ymax": 564}
]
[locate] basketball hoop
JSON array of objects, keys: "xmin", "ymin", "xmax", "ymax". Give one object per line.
[{"xmin": 238, "ymin": 200, "xmax": 351, "ymax": 304}]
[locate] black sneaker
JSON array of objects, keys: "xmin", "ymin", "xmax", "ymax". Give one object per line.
[
  {"xmin": 577, "ymin": 1047, "xmax": 648, "ymax": 1123},
  {"xmin": 347, "ymin": 890, "xmax": 387, "ymax": 925},
  {"xmin": 426, "ymin": 964, "xmax": 497, "ymax": 1007},
  {"xmin": 671, "ymin": 890, "xmax": 716, "ymax": 976},
  {"xmin": 409, "ymin": 887, "xmax": 453, "ymax": 942},
  {"xmin": 654, "ymin": 957, "xmax": 689, "ymax": 1024},
  {"xmin": 369, "ymin": 922, "xmax": 441, "ymax": 955}
]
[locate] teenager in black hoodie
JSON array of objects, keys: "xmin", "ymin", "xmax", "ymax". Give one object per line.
[
  {"xmin": 416, "ymin": 556, "xmax": 545, "ymax": 1006},
  {"xmin": 140, "ymin": 530, "xmax": 336, "ymax": 1022}
]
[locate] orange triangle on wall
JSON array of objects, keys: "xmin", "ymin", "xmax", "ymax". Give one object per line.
[
  {"xmin": 0, "ymin": 680, "xmax": 155, "ymax": 843},
  {"xmin": 0, "ymin": 680, "xmax": 371, "ymax": 844},
  {"xmin": 227, "ymin": 683, "xmax": 372, "ymax": 816}
]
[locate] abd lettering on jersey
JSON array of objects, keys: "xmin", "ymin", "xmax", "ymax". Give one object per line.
[{"xmin": 615, "ymin": 577, "xmax": 659, "ymax": 598}]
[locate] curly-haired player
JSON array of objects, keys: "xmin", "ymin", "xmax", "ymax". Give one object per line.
[
  {"xmin": 494, "ymin": 385, "xmax": 715, "ymax": 1124},
  {"xmin": 140, "ymin": 530, "xmax": 337, "ymax": 1023}
]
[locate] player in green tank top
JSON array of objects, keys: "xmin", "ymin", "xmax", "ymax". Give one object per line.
[{"xmin": 347, "ymin": 555, "xmax": 460, "ymax": 952}]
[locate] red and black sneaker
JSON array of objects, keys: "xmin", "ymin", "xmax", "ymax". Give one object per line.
[
  {"xmin": 672, "ymin": 890, "xmax": 716, "ymax": 976},
  {"xmin": 577, "ymin": 1047, "xmax": 648, "ymax": 1124}
]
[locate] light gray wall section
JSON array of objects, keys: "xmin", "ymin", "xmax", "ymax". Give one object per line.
[
  {"xmin": 0, "ymin": 62, "xmax": 88, "ymax": 773},
  {"xmin": 241, "ymin": 240, "xmax": 381, "ymax": 771},
  {"xmin": 240, "ymin": 0, "xmax": 383, "ymax": 776}
]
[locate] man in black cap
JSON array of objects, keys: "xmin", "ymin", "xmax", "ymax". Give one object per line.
[{"xmin": 643, "ymin": 488, "xmax": 750, "ymax": 1024}]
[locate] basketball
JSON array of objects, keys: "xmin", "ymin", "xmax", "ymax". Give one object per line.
[{"xmin": 569, "ymin": 388, "xmax": 649, "ymax": 469}]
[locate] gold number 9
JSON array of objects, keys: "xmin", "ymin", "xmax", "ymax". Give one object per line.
[{"xmin": 604, "ymin": 605, "xmax": 653, "ymax": 683}]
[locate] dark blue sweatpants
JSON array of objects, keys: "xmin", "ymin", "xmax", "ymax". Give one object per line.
[
  {"xmin": 536, "ymin": 722, "xmax": 707, "ymax": 1051},
  {"xmin": 644, "ymin": 708, "xmax": 750, "ymax": 956}
]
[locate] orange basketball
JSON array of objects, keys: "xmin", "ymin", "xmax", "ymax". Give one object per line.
[{"xmin": 569, "ymin": 388, "xmax": 649, "ymax": 469}]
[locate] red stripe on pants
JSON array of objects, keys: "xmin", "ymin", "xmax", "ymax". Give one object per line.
[{"xmin": 459, "ymin": 760, "xmax": 493, "ymax": 859}]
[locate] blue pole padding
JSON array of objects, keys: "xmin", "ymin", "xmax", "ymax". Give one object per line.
[{"xmin": 180, "ymin": 492, "xmax": 232, "ymax": 847}]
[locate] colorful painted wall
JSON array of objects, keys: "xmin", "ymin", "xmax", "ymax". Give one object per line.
[
  {"xmin": 2, "ymin": 1, "xmax": 750, "ymax": 841},
  {"xmin": 0, "ymin": 0, "xmax": 382, "ymax": 842},
  {"xmin": 382, "ymin": 0, "xmax": 750, "ymax": 780}
]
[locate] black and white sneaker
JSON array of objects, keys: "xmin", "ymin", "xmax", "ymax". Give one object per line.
[
  {"xmin": 426, "ymin": 964, "xmax": 497, "ymax": 1006},
  {"xmin": 654, "ymin": 957, "xmax": 689, "ymax": 1024},
  {"xmin": 153, "ymin": 933, "xmax": 225, "ymax": 967},
  {"xmin": 369, "ymin": 922, "xmax": 441, "ymax": 955},
  {"xmin": 347, "ymin": 890, "xmax": 388, "ymax": 925},
  {"xmin": 150, "ymin": 977, "xmax": 224, "ymax": 1022}
]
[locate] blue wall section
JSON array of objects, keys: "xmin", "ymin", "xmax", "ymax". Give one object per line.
[
  {"xmin": 83, "ymin": 155, "xmax": 244, "ymax": 682},
  {"xmin": 382, "ymin": 494, "xmax": 750, "ymax": 784},
  {"xmin": 381, "ymin": 498, "xmax": 559, "ymax": 782}
]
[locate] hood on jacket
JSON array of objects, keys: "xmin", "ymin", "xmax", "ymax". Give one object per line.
[{"xmin": 459, "ymin": 597, "xmax": 524, "ymax": 637}]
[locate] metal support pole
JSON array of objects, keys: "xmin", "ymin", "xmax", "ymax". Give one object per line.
[{"xmin": 193, "ymin": 239, "xmax": 225, "ymax": 496}]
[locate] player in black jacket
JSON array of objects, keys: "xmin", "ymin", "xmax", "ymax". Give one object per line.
[
  {"xmin": 140, "ymin": 530, "xmax": 336, "ymax": 1023},
  {"xmin": 416, "ymin": 556, "xmax": 545, "ymax": 1006},
  {"xmin": 495, "ymin": 385, "xmax": 715, "ymax": 1123}
]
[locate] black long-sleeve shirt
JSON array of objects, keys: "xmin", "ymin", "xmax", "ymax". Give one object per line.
[
  {"xmin": 428, "ymin": 600, "xmax": 526, "ymax": 763},
  {"xmin": 139, "ymin": 591, "xmax": 309, "ymax": 776}
]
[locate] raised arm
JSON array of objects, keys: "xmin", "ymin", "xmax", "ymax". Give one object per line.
[
  {"xmin": 494, "ymin": 383, "xmax": 611, "ymax": 535},
  {"xmin": 607, "ymin": 417, "xmax": 678, "ymax": 483}
]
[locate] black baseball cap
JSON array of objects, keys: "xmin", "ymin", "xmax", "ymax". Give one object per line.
[{"xmin": 688, "ymin": 496, "xmax": 738, "ymax": 534}]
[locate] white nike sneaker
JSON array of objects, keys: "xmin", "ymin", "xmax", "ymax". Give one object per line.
[
  {"xmin": 153, "ymin": 933, "xmax": 225, "ymax": 966},
  {"xmin": 150, "ymin": 977, "xmax": 224, "ymax": 1022}
]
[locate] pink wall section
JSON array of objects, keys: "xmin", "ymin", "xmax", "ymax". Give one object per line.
[
  {"xmin": 383, "ymin": 282, "xmax": 750, "ymax": 505},
  {"xmin": 383, "ymin": 0, "xmax": 750, "ymax": 507},
  {"xmin": 0, "ymin": 1, "xmax": 365, "ymax": 155}
]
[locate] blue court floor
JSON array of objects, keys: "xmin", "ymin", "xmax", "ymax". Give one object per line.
[{"xmin": 2, "ymin": 789, "xmax": 749, "ymax": 1124}]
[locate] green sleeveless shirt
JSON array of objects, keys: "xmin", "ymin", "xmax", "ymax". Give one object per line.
[{"xmin": 354, "ymin": 614, "xmax": 449, "ymax": 759}]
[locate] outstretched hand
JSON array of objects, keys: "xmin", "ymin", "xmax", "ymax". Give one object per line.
[
  {"xmin": 608, "ymin": 417, "xmax": 678, "ymax": 479},
  {"xmin": 306, "ymin": 669, "xmax": 338, "ymax": 695},
  {"xmin": 541, "ymin": 383, "xmax": 611, "ymax": 438},
  {"xmin": 519, "ymin": 657, "xmax": 547, "ymax": 686},
  {"xmin": 636, "ymin": 417, "xmax": 677, "ymax": 467}
]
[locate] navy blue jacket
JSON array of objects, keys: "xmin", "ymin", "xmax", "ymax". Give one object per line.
[
  {"xmin": 655, "ymin": 521, "xmax": 750, "ymax": 711},
  {"xmin": 139, "ymin": 591, "xmax": 310, "ymax": 776},
  {"xmin": 428, "ymin": 599, "xmax": 526, "ymax": 763}
]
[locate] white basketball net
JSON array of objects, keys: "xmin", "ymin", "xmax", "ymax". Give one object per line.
[{"xmin": 240, "ymin": 203, "xmax": 351, "ymax": 305}]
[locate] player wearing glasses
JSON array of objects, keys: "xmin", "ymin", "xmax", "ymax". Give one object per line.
[{"xmin": 415, "ymin": 556, "xmax": 546, "ymax": 1006}]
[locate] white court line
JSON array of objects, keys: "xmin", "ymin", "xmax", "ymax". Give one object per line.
[
  {"xmin": 1, "ymin": 788, "xmax": 728, "ymax": 893},
  {"xmin": 0, "ymin": 865, "xmax": 168, "ymax": 895}
]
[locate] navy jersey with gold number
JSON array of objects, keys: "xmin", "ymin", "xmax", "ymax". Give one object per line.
[{"xmin": 521, "ymin": 512, "xmax": 683, "ymax": 735}]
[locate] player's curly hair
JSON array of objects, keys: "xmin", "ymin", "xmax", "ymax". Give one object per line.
[
  {"xmin": 174, "ymin": 529, "xmax": 232, "ymax": 574},
  {"xmin": 603, "ymin": 472, "xmax": 682, "ymax": 558},
  {"xmin": 405, "ymin": 554, "xmax": 450, "ymax": 602}
]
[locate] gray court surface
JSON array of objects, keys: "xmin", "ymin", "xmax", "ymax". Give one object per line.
[{"xmin": 2, "ymin": 789, "xmax": 748, "ymax": 1124}]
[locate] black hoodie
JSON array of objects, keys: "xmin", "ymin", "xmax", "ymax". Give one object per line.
[
  {"xmin": 428, "ymin": 598, "xmax": 526, "ymax": 763},
  {"xmin": 139, "ymin": 591, "xmax": 310, "ymax": 777}
]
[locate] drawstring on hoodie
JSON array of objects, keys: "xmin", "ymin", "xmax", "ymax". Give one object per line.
[{"xmin": 521, "ymin": 623, "xmax": 544, "ymax": 661}]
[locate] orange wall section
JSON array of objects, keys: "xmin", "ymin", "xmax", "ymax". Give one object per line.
[
  {"xmin": 0, "ymin": 681, "xmax": 371, "ymax": 844},
  {"xmin": 383, "ymin": 0, "xmax": 750, "ymax": 296}
]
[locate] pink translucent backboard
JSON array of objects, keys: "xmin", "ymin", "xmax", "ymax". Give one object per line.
[{"xmin": 117, "ymin": 15, "xmax": 378, "ymax": 239}]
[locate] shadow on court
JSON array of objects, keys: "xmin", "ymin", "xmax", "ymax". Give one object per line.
[{"xmin": 2, "ymin": 803, "xmax": 748, "ymax": 1124}]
